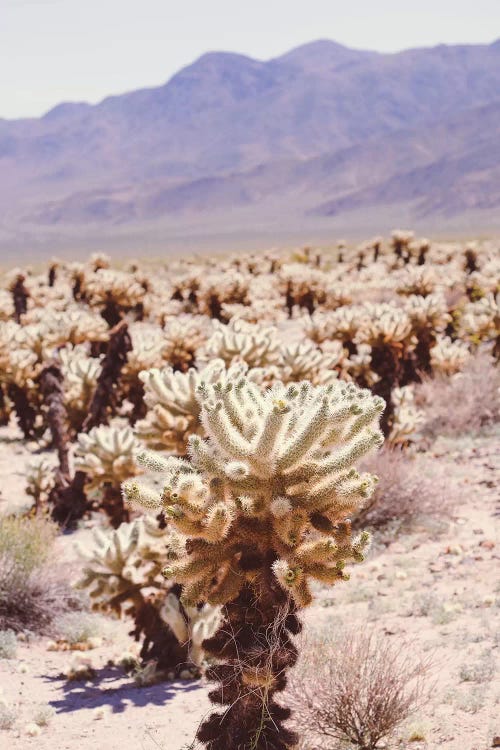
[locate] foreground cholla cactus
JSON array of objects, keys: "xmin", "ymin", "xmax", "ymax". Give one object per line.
[
  {"xmin": 77, "ymin": 517, "xmax": 221, "ymax": 675},
  {"xmin": 124, "ymin": 374, "xmax": 384, "ymax": 749}
]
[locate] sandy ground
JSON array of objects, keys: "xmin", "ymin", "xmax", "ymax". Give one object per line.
[{"xmin": 1, "ymin": 425, "xmax": 499, "ymax": 749}]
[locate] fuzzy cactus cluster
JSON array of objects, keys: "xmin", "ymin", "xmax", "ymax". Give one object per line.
[
  {"xmin": 77, "ymin": 516, "xmax": 221, "ymax": 675},
  {"xmin": 124, "ymin": 372, "xmax": 384, "ymax": 748}
]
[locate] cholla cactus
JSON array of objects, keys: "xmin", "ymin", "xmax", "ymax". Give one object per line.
[
  {"xmin": 7, "ymin": 270, "xmax": 30, "ymax": 322},
  {"xmin": 160, "ymin": 594, "xmax": 222, "ymax": 669},
  {"xmin": 25, "ymin": 456, "xmax": 57, "ymax": 512},
  {"xmin": 83, "ymin": 320, "xmax": 132, "ymax": 431},
  {"xmin": 77, "ymin": 517, "xmax": 220, "ymax": 674},
  {"xmin": 344, "ymin": 343, "xmax": 379, "ymax": 388},
  {"xmin": 248, "ymin": 344, "xmax": 342, "ymax": 388},
  {"xmin": 89, "ymin": 252, "xmax": 111, "ymax": 271},
  {"xmin": 220, "ymin": 274, "xmax": 285, "ymax": 325},
  {"xmin": 196, "ymin": 318, "xmax": 281, "ymax": 368},
  {"xmin": 0, "ymin": 322, "xmax": 42, "ymax": 437},
  {"xmin": 85, "ymin": 269, "xmax": 146, "ymax": 326},
  {"xmin": 430, "ymin": 336, "xmax": 470, "ymax": 375},
  {"xmin": 464, "ymin": 244, "xmax": 479, "ymax": 274},
  {"xmin": 356, "ymin": 304, "xmax": 414, "ymax": 349},
  {"xmin": 124, "ymin": 373, "xmax": 384, "ymax": 749},
  {"xmin": 74, "ymin": 425, "xmax": 140, "ymax": 524},
  {"xmin": 119, "ymin": 324, "xmax": 168, "ymax": 421},
  {"xmin": 197, "ymin": 272, "xmax": 250, "ymax": 320},
  {"xmin": 387, "ymin": 386, "xmax": 424, "ymax": 447},
  {"xmin": 280, "ymin": 264, "xmax": 350, "ymax": 317},
  {"xmin": 59, "ymin": 345, "xmax": 103, "ymax": 432},
  {"xmin": 75, "ymin": 425, "xmax": 139, "ymax": 489},
  {"xmin": 136, "ymin": 360, "xmax": 251, "ymax": 453},
  {"xmin": 0, "ymin": 289, "xmax": 14, "ymax": 321},
  {"xmin": 459, "ymin": 293, "xmax": 499, "ymax": 351},
  {"xmin": 404, "ymin": 294, "xmax": 450, "ymax": 333},
  {"xmin": 396, "ymin": 266, "xmax": 439, "ymax": 297},
  {"xmin": 162, "ymin": 316, "xmax": 210, "ymax": 372},
  {"xmin": 404, "ymin": 293, "xmax": 451, "ymax": 375},
  {"xmin": 62, "ymin": 309, "xmax": 109, "ymax": 346},
  {"xmin": 125, "ymin": 324, "xmax": 166, "ymax": 375},
  {"xmin": 19, "ymin": 306, "xmax": 107, "ymax": 347},
  {"xmin": 390, "ymin": 229, "xmax": 415, "ymax": 266},
  {"xmin": 305, "ymin": 307, "xmax": 365, "ymax": 355},
  {"xmin": 355, "ymin": 304, "xmax": 415, "ymax": 434},
  {"xmin": 273, "ymin": 340, "xmax": 342, "ymax": 385}
]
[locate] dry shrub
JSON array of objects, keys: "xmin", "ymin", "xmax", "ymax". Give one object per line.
[
  {"xmin": 416, "ymin": 353, "xmax": 500, "ymax": 438},
  {"xmin": 0, "ymin": 515, "xmax": 57, "ymax": 574},
  {"xmin": 0, "ymin": 514, "xmax": 82, "ymax": 633},
  {"xmin": 355, "ymin": 447, "xmax": 455, "ymax": 531},
  {"xmin": 287, "ymin": 630, "xmax": 432, "ymax": 750}
]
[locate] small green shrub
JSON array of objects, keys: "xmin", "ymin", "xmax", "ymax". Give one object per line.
[
  {"xmin": 33, "ymin": 703, "xmax": 55, "ymax": 727},
  {"xmin": 0, "ymin": 703, "xmax": 17, "ymax": 730},
  {"xmin": 0, "ymin": 514, "xmax": 82, "ymax": 634},
  {"xmin": 447, "ymin": 686, "xmax": 487, "ymax": 713},
  {"xmin": 0, "ymin": 630, "xmax": 17, "ymax": 659},
  {"xmin": 55, "ymin": 612, "xmax": 103, "ymax": 645},
  {"xmin": 409, "ymin": 592, "xmax": 440, "ymax": 617},
  {"xmin": 459, "ymin": 656, "xmax": 495, "ymax": 683},
  {"xmin": 431, "ymin": 604, "xmax": 459, "ymax": 625},
  {"xmin": 0, "ymin": 515, "xmax": 57, "ymax": 574}
]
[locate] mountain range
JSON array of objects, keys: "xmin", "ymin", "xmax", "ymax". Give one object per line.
[{"xmin": 1, "ymin": 38, "xmax": 500, "ymax": 260}]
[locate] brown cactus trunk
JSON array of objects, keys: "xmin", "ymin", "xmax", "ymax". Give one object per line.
[
  {"xmin": 48, "ymin": 264, "xmax": 57, "ymax": 287},
  {"xmin": 49, "ymin": 470, "xmax": 88, "ymax": 527},
  {"xmin": 208, "ymin": 294, "xmax": 223, "ymax": 321},
  {"xmin": 131, "ymin": 587, "xmax": 191, "ymax": 675},
  {"xmin": 0, "ymin": 384, "xmax": 9, "ymax": 426},
  {"xmin": 7, "ymin": 383, "xmax": 37, "ymax": 438},
  {"xmin": 101, "ymin": 484, "xmax": 129, "ymax": 528},
  {"xmin": 38, "ymin": 362, "xmax": 70, "ymax": 476},
  {"xmin": 285, "ymin": 281, "xmax": 294, "ymax": 319},
  {"xmin": 11, "ymin": 275, "xmax": 29, "ymax": 322},
  {"xmin": 198, "ymin": 554, "xmax": 300, "ymax": 750},
  {"xmin": 370, "ymin": 344, "xmax": 402, "ymax": 436},
  {"xmin": 126, "ymin": 380, "xmax": 147, "ymax": 425},
  {"xmin": 101, "ymin": 293, "xmax": 122, "ymax": 327},
  {"xmin": 38, "ymin": 362, "xmax": 89, "ymax": 525},
  {"xmin": 83, "ymin": 320, "xmax": 132, "ymax": 431}
]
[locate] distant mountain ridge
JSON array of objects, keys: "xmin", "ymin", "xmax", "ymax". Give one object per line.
[{"xmin": 1, "ymin": 38, "xmax": 500, "ymax": 257}]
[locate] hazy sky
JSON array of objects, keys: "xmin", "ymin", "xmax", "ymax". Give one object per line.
[{"xmin": 1, "ymin": 0, "xmax": 498, "ymax": 119}]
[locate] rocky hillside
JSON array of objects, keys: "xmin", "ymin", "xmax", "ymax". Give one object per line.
[{"xmin": 1, "ymin": 39, "xmax": 500, "ymax": 257}]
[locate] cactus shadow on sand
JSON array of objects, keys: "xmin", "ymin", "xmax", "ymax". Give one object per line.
[{"xmin": 43, "ymin": 665, "xmax": 202, "ymax": 715}]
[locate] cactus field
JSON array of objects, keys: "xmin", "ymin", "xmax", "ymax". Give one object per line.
[{"xmin": 0, "ymin": 233, "xmax": 498, "ymax": 750}]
